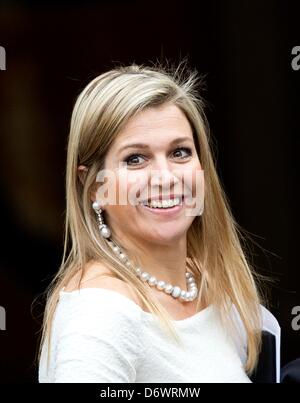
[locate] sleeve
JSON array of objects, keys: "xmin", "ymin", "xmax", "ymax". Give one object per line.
[
  {"xmin": 52, "ymin": 290, "xmax": 143, "ymax": 383},
  {"xmin": 260, "ymin": 305, "xmax": 281, "ymax": 383},
  {"xmin": 229, "ymin": 303, "xmax": 281, "ymax": 383}
]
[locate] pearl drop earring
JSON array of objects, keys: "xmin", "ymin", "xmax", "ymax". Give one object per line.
[{"xmin": 92, "ymin": 201, "xmax": 111, "ymax": 238}]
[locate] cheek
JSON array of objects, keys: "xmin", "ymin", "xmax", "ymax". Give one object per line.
[
  {"xmin": 104, "ymin": 175, "xmax": 143, "ymax": 229},
  {"xmin": 190, "ymin": 165, "xmax": 205, "ymax": 211},
  {"xmin": 179, "ymin": 161, "xmax": 203, "ymax": 197},
  {"xmin": 192, "ymin": 163, "xmax": 204, "ymax": 191},
  {"xmin": 124, "ymin": 170, "xmax": 149, "ymax": 205},
  {"xmin": 111, "ymin": 170, "xmax": 148, "ymax": 207},
  {"xmin": 106, "ymin": 204, "xmax": 129, "ymax": 223}
]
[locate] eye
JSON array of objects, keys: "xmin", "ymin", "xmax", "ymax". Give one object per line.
[
  {"xmin": 172, "ymin": 147, "xmax": 192, "ymax": 159},
  {"xmin": 123, "ymin": 147, "xmax": 192, "ymax": 167},
  {"xmin": 123, "ymin": 154, "xmax": 146, "ymax": 166}
]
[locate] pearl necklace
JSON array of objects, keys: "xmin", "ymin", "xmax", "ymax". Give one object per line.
[{"xmin": 106, "ymin": 238, "xmax": 198, "ymax": 302}]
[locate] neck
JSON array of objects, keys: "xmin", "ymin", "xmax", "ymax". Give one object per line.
[{"xmin": 116, "ymin": 235, "xmax": 188, "ymax": 290}]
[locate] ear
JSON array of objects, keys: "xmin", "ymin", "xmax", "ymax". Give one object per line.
[
  {"xmin": 77, "ymin": 165, "xmax": 88, "ymax": 185},
  {"xmin": 78, "ymin": 165, "xmax": 105, "ymax": 208}
]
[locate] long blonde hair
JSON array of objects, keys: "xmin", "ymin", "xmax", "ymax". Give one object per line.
[{"xmin": 38, "ymin": 60, "xmax": 264, "ymax": 374}]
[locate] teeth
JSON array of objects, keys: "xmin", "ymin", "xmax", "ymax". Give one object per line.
[{"xmin": 142, "ymin": 197, "xmax": 181, "ymax": 208}]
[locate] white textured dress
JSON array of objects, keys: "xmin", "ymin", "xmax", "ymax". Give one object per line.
[{"xmin": 38, "ymin": 287, "xmax": 254, "ymax": 383}]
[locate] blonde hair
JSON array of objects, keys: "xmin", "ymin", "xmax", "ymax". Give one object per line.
[{"xmin": 38, "ymin": 60, "xmax": 264, "ymax": 375}]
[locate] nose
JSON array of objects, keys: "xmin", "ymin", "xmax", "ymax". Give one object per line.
[{"xmin": 149, "ymin": 157, "xmax": 180, "ymax": 191}]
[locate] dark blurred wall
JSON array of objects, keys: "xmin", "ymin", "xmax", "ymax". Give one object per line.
[{"xmin": 0, "ymin": 0, "xmax": 299, "ymax": 383}]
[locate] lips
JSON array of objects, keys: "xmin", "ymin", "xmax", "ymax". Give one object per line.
[
  {"xmin": 140, "ymin": 194, "xmax": 184, "ymax": 204},
  {"xmin": 140, "ymin": 201, "xmax": 184, "ymax": 216}
]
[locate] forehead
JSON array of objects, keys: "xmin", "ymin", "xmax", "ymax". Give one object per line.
[{"xmin": 113, "ymin": 104, "xmax": 193, "ymax": 147}]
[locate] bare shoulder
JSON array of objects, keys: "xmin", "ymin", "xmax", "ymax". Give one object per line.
[{"xmin": 63, "ymin": 259, "xmax": 142, "ymax": 307}]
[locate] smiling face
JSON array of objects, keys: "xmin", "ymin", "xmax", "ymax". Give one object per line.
[{"xmin": 95, "ymin": 103, "xmax": 204, "ymax": 247}]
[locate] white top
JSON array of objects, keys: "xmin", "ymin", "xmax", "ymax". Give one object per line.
[{"xmin": 38, "ymin": 287, "xmax": 253, "ymax": 383}]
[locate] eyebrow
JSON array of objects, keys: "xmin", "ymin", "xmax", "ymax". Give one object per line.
[{"xmin": 118, "ymin": 136, "xmax": 194, "ymax": 154}]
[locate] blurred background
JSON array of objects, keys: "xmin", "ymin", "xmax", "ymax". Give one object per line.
[{"xmin": 0, "ymin": 0, "xmax": 299, "ymax": 383}]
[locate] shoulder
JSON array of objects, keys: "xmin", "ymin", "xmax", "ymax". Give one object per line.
[
  {"xmin": 54, "ymin": 259, "xmax": 145, "ymax": 337},
  {"xmin": 229, "ymin": 303, "xmax": 281, "ymax": 383},
  {"xmin": 229, "ymin": 304, "xmax": 281, "ymax": 350},
  {"xmin": 229, "ymin": 303, "xmax": 280, "ymax": 333},
  {"xmin": 63, "ymin": 259, "xmax": 142, "ymax": 308},
  {"xmin": 44, "ymin": 261, "xmax": 145, "ymax": 383},
  {"xmin": 260, "ymin": 305, "xmax": 281, "ymax": 336}
]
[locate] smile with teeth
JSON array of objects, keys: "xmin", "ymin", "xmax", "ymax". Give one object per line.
[{"xmin": 141, "ymin": 197, "xmax": 182, "ymax": 209}]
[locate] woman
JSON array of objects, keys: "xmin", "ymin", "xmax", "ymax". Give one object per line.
[{"xmin": 38, "ymin": 62, "xmax": 280, "ymax": 383}]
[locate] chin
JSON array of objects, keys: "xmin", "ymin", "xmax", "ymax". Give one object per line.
[{"xmin": 143, "ymin": 227, "xmax": 187, "ymax": 245}]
